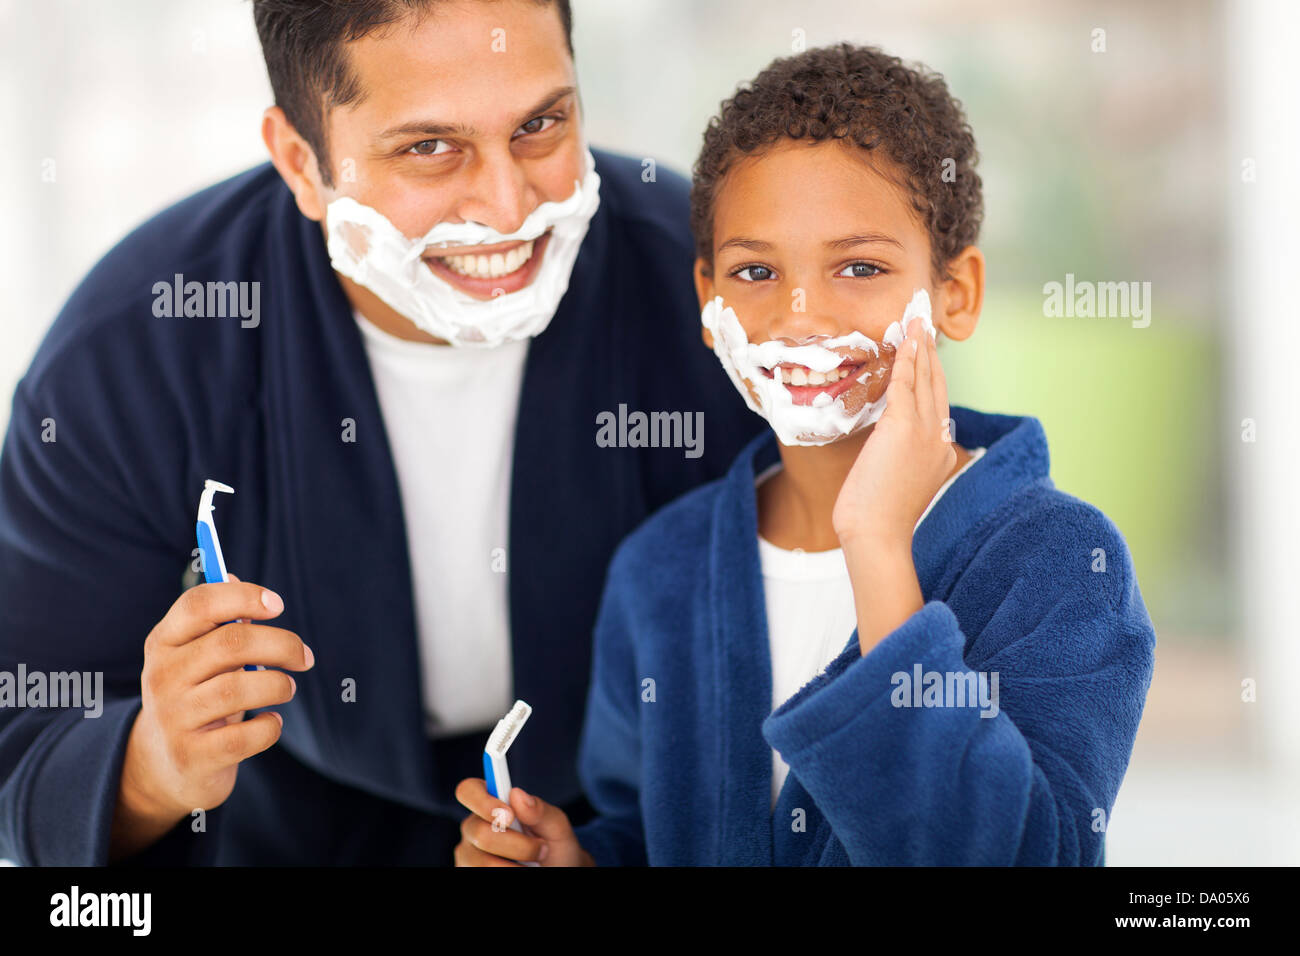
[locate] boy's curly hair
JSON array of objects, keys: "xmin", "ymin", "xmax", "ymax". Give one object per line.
[{"xmin": 690, "ymin": 43, "xmax": 983, "ymax": 281}]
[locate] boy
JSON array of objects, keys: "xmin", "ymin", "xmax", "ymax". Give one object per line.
[{"xmin": 455, "ymin": 43, "xmax": 1155, "ymax": 866}]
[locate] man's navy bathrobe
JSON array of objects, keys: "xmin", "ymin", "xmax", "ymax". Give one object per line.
[
  {"xmin": 573, "ymin": 405, "xmax": 1156, "ymax": 866},
  {"xmin": 0, "ymin": 148, "xmax": 765, "ymax": 865}
]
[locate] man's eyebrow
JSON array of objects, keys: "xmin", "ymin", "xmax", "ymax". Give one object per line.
[
  {"xmin": 826, "ymin": 233, "xmax": 904, "ymax": 250},
  {"xmin": 374, "ymin": 86, "xmax": 577, "ymax": 143}
]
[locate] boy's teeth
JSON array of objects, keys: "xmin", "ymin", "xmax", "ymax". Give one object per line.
[
  {"xmin": 776, "ymin": 365, "xmax": 848, "ymax": 385},
  {"xmin": 439, "ymin": 239, "xmax": 535, "ymax": 278}
]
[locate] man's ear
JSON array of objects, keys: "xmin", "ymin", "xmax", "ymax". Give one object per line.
[
  {"xmin": 694, "ymin": 257, "xmax": 715, "ymax": 350},
  {"xmin": 933, "ymin": 245, "xmax": 985, "ymax": 342},
  {"xmin": 262, "ymin": 106, "xmax": 328, "ymax": 222}
]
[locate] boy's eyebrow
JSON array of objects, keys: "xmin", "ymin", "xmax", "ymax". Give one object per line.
[
  {"xmin": 374, "ymin": 86, "xmax": 576, "ymax": 143},
  {"xmin": 717, "ymin": 233, "xmax": 904, "ymax": 254},
  {"xmin": 717, "ymin": 237, "xmax": 772, "ymax": 253},
  {"xmin": 827, "ymin": 233, "xmax": 904, "ymax": 250}
]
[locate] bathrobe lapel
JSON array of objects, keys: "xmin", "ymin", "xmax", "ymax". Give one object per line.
[
  {"xmin": 258, "ymin": 194, "xmax": 436, "ymax": 809},
  {"xmin": 709, "ymin": 434, "xmax": 783, "ymax": 865}
]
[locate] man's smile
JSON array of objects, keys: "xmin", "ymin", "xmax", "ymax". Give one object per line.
[{"xmin": 422, "ymin": 230, "xmax": 551, "ymax": 298}]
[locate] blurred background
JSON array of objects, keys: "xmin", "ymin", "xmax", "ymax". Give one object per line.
[{"xmin": 1, "ymin": 0, "xmax": 1295, "ymax": 864}]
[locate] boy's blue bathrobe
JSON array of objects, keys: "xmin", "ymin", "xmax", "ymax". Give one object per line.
[{"xmin": 573, "ymin": 405, "xmax": 1156, "ymax": 866}]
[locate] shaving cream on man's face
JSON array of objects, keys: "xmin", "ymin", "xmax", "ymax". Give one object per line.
[
  {"xmin": 325, "ymin": 149, "xmax": 601, "ymax": 348},
  {"xmin": 701, "ymin": 289, "xmax": 938, "ymax": 446}
]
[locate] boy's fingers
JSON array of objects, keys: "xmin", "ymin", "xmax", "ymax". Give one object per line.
[
  {"xmin": 510, "ymin": 787, "xmax": 575, "ymax": 843},
  {"xmin": 455, "ymin": 776, "xmax": 511, "ymax": 822},
  {"xmin": 460, "ymin": 813, "xmax": 545, "ymax": 861},
  {"xmin": 886, "ymin": 330, "xmax": 918, "ymax": 408},
  {"xmin": 930, "ymin": 333, "xmax": 951, "ymax": 435},
  {"xmin": 912, "ymin": 319, "xmax": 934, "ymax": 419},
  {"xmin": 454, "ymin": 840, "xmax": 524, "ymax": 867}
]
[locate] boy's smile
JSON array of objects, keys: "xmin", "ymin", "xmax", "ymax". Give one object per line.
[{"xmin": 758, "ymin": 350, "xmax": 880, "ymax": 407}]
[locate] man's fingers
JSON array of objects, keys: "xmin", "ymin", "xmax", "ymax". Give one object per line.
[
  {"xmin": 151, "ymin": 581, "xmax": 285, "ymax": 648},
  {"xmin": 184, "ymin": 667, "xmax": 297, "ymax": 731},
  {"xmin": 193, "ymin": 710, "xmax": 284, "ymax": 769},
  {"xmin": 181, "ymin": 621, "xmax": 314, "ymax": 684}
]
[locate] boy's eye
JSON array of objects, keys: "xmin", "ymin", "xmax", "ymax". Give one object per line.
[
  {"xmin": 837, "ymin": 262, "xmax": 882, "ymax": 278},
  {"xmin": 515, "ymin": 116, "xmax": 558, "ymax": 138},
  {"xmin": 409, "ymin": 139, "xmax": 454, "ymax": 156},
  {"xmin": 731, "ymin": 264, "xmax": 775, "ymax": 282}
]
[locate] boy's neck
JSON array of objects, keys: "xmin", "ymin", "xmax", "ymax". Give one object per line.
[{"xmin": 757, "ymin": 428, "xmax": 973, "ymax": 552}]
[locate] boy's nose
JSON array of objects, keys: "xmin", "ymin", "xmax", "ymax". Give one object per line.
[{"xmin": 765, "ymin": 299, "xmax": 846, "ymax": 343}]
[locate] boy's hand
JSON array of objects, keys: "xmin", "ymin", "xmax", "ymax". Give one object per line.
[
  {"xmin": 453, "ymin": 778, "xmax": 595, "ymax": 866},
  {"xmin": 832, "ymin": 313, "xmax": 957, "ymax": 548}
]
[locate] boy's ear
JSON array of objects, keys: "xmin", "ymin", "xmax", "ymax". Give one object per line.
[
  {"xmin": 694, "ymin": 257, "xmax": 716, "ymax": 350},
  {"xmin": 934, "ymin": 245, "xmax": 985, "ymax": 341}
]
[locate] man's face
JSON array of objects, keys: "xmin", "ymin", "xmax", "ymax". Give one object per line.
[{"xmin": 309, "ymin": 0, "xmax": 583, "ymax": 301}]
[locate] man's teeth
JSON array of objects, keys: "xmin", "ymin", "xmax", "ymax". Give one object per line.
[
  {"xmin": 774, "ymin": 365, "xmax": 853, "ymax": 386},
  {"xmin": 438, "ymin": 239, "xmax": 535, "ymax": 279}
]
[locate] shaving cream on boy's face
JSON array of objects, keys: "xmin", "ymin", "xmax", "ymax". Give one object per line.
[
  {"xmin": 701, "ymin": 289, "xmax": 938, "ymax": 446},
  {"xmin": 325, "ymin": 149, "xmax": 601, "ymax": 348}
]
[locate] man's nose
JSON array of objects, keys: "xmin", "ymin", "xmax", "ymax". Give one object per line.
[{"xmin": 452, "ymin": 152, "xmax": 538, "ymax": 234}]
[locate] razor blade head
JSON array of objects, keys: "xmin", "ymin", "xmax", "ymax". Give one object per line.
[{"xmin": 486, "ymin": 699, "xmax": 531, "ymax": 756}]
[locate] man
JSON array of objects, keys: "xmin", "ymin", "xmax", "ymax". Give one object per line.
[{"xmin": 0, "ymin": 0, "xmax": 762, "ymax": 865}]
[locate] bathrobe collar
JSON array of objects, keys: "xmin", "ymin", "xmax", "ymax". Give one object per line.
[{"xmin": 706, "ymin": 406, "xmax": 1051, "ymax": 864}]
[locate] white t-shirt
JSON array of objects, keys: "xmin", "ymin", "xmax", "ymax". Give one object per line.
[
  {"xmin": 354, "ymin": 311, "xmax": 529, "ymax": 737},
  {"xmin": 760, "ymin": 446, "xmax": 988, "ymax": 808}
]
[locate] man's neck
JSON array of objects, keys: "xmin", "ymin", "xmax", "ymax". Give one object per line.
[{"xmin": 339, "ymin": 273, "xmax": 450, "ymax": 345}]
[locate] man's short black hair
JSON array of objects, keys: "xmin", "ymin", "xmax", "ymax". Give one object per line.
[
  {"xmin": 253, "ymin": 0, "xmax": 574, "ymax": 188},
  {"xmin": 691, "ymin": 43, "xmax": 983, "ymax": 283}
]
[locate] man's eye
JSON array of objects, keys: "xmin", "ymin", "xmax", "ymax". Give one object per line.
[
  {"xmin": 515, "ymin": 116, "xmax": 557, "ymax": 137},
  {"xmin": 409, "ymin": 140, "xmax": 453, "ymax": 156},
  {"xmin": 732, "ymin": 265, "xmax": 774, "ymax": 282},
  {"xmin": 837, "ymin": 262, "xmax": 882, "ymax": 278}
]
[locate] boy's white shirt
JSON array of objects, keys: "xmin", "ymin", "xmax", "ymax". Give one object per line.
[
  {"xmin": 353, "ymin": 310, "xmax": 527, "ymax": 737},
  {"xmin": 758, "ymin": 445, "xmax": 988, "ymax": 809}
]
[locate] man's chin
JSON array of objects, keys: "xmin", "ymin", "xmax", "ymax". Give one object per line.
[{"xmin": 421, "ymin": 230, "xmax": 551, "ymax": 299}]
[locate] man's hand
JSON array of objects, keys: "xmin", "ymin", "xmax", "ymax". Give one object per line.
[
  {"xmin": 109, "ymin": 576, "xmax": 315, "ymax": 861},
  {"xmin": 453, "ymin": 777, "xmax": 594, "ymax": 866}
]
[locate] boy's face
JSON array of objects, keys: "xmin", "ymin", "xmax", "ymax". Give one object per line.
[
  {"xmin": 694, "ymin": 139, "xmax": 952, "ymax": 420},
  {"xmin": 276, "ymin": 0, "xmax": 584, "ymax": 302}
]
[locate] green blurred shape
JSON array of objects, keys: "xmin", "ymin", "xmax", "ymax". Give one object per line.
[{"xmin": 941, "ymin": 292, "xmax": 1222, "ymax": 635}]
